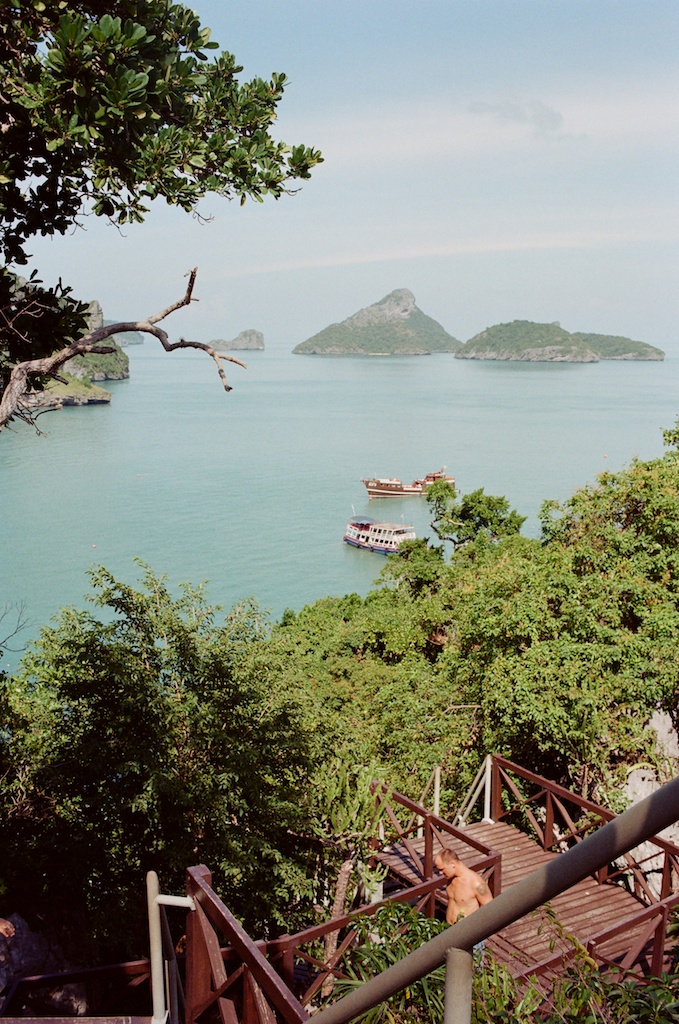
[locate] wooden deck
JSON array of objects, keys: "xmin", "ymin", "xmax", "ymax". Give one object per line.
[{"xmin": 374, "ymin": 819, "xmax": 655, "ymax": 978}]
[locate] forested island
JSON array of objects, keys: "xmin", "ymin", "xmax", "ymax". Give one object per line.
[
  {"xmin": 293, "ymin": 288, "xmax": 462, "ymax": 355},
  {"xmin": 293, "ymin": 291, "xmax": 664, "ymax": 361},
  {"xmin": 457, "ymin": 320, "xmax": 665, "ymax": 362}
]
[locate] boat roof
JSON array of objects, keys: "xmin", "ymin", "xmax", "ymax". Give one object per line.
[{"xmin": 347, "ymin": 518, "xmax": 414, "ymax": 530}]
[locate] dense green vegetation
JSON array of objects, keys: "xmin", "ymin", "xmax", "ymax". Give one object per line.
[
  {"xmin": 65, "ymin": 342, "xmax": 129, "ymax": 381},
  {"xmin": 572, "ymin": 331, "xmax": 665, "ymax": 360},
  {"xmin": 3, "ymin": 428, "xmax": 679, "ymax": 966},
  {"xmin": 457, "ymin": 320, "xmax": 664, "ymax": 361},
  {"xmin": 293, "ymin": 289, "xmax": 461, "ymax": 354}
]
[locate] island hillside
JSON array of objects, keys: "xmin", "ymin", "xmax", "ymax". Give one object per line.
[
  {"xmin": 456, "ymin": 320, "xmax": 664, "ymax": 362},
  {"xmin": 293, "ymin": 288, "xmax": 462, "ymax": 355}
]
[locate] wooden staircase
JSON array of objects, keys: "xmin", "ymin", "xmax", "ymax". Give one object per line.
[{"xmin": 375, "ymin": 819, "xmax": 656, "ymax": 977}]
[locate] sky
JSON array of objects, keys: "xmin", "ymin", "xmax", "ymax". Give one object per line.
[{"xmin": 25, "ymin": 0, "xmax": 679, "ymax": 355}]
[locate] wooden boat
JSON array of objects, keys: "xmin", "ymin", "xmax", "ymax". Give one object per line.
[
  {"xmin": 343, "ymin": 517, "xmax": 416, "ymax": 554},
  {"xmin": 361, "ymin": 468, "xmax": 454, "ymax": 499}
]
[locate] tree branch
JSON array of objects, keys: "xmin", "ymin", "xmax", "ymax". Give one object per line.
[{"xmin": 0, "ymin": 268, "xmax": 246, "ymax": 430}]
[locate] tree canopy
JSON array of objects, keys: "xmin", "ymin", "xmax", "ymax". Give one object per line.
[
  {"xmin": 0, "ymin": 1, "xmax": 322, "ymax": 426},
  {"xmin": 1, "ymin": 566, "xmax": 319, "ymax": 954}
]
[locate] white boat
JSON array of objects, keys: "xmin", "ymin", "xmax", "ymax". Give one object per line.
[{"xmin": 343, "ymin": 516, "xmax": 416, "ymax": 554}]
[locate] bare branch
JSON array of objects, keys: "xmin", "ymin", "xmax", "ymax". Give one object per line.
[
  {"xmin": 0, "ymin": 601, "xmax": 28, "ymax": 654},
  {"xmin": 0, "ymin": 269, "xmax": 246, "ymax": 430}
]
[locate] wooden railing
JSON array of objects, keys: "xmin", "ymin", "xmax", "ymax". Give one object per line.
[
  {"xmin": 184, "ymin": 862, "xmax": 452, "ymax": 1024},
  {"xmin": 370, "ymin": 782, "xmax": 503, "ymax": 911},
  {"xmin": 489, "ymin": 755, "xmax": 679, "ymax": 904}
]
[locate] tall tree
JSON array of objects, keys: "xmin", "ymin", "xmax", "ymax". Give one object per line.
[
  {"xmin": 0, "ymin": 1, "xmax": 322, "ymax": 426},
  {"xmin": 1, "ymin": 566, "xmax": 317, "ymax": 955}
]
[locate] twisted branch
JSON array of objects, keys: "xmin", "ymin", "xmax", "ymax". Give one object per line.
[{"xmin": 0, "ymin": 268, "xmax": 246, "ymax": 430}]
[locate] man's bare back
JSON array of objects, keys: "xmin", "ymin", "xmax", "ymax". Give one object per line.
[{"xmin": 435, "ymin": 848, "xmax": 492, "ymax": 924}]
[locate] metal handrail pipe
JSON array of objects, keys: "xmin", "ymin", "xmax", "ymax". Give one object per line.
[
  {"xmin": 146, "ymin": 871, "xmax": 168, "ymax": 1024},
  {"xmin": 311, "ymin": 774, "xmax": 679, "ymax": 1024}
]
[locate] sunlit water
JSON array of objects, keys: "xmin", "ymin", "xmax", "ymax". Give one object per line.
[{"xmin": 2, "ymin": 343, "xmax": 678, "ymax": 670}]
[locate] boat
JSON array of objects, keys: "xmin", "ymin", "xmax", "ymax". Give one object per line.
[
  {"xmin": 343, "ymin": 516, "xmax": 416, "ymax": 554},
  {"xmin": 361, "ymin": 468, "xmax": 455, "ymax": 500}
]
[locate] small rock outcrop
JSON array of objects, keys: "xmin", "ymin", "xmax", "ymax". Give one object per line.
[{"xmin": 210, "ymin": 330, "xmax": 264, "ymax": 352}]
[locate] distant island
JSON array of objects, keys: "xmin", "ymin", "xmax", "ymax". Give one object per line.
[
  {"xmin": 292, "ymin": 294, "xmax": 664, "ymax": 362},
  {"xmin": 210, "ymin": 329, "xmax": 264, "ymax": 352},
  {"xmin": 456, "ymin": 321, "xmax": 664, "ymax": 362},
  {"xmin": 293, "ymin": 289, "xmax": 462, "ymax": 355},
  {"xmin": 104, "ymin": 319, "xmax": 144, "ymax": 346}
]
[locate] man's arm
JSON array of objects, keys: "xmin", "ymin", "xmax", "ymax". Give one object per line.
[{"xmin": 475, "ymin": 879, "xmax": 493, "ymax": 906}]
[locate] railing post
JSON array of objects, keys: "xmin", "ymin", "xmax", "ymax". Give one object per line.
[
  {"xmin": 424, "ymin": 816, "xmax": 434, "ymax": 918},
  {"xmin": 652, "ymin": 906, "xmax": 669, "ymax": 976},
  {"xmin": 545, "ymin": 792, "xmax": 554, "ymax": 850},
  {"xmin": 483, "ymin": 756, "xmax": 492, "ymax": 823},
  {"xmin": 490, "ymin": 757, "xmax": 502, "ymax": 822},
  {"xmin": 185, "ymin": 866, "xmax": 212, "ymax": 1024},
  {"xmin": 444, "ymin": 947, "xmax": 473, "ymax": 1024}
]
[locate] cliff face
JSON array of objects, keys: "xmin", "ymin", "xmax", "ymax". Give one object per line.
[
  {"xmin": 293, "ymin": 289, "xmax": 462, "ymax": 355},
  {"xmin": 210, "ymin": 329, "xmax": 264, "ymax": 351}
]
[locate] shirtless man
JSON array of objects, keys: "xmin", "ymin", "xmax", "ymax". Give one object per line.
[{"xmin": 435, "ymin": 848, "xmax": 493, "ymax": 924}]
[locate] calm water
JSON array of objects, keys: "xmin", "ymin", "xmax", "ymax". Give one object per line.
[{"xmin": 2, "ymin": 343, "xmax": 678, "ymax": 670}]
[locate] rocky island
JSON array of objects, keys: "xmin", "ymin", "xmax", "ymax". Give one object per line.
[
  {"xmin": 456, "ymin": 320, "xmax": 664, "ymax": 362},
  {"xmin": 293, "ymin": 288, "xmax": 461, "ymax": 355},
  {"xmin": 210, "ymin": 329, "xmax": 264, "ymax": 352},
  {"xmin": 26, "ymin": 300, "xmax": 130, "ymax": 415}
]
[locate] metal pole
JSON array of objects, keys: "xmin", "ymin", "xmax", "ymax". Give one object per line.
[
  {"xmin": 444, "ymin": 948, "xmax": 473, "ymax": 1024},
  {"xmin": 146, "ymin": 871, "xmax": 168, "ymax": 1024},
  {"xmin": 483, "ymin": 755, "xmax": 492, "ymax": 823},
  {"xmin": 434, "ymin": 766, "xmax": 441, "ymax": 819},
  {"xmin": 310, "ymin": 773, "xmax": 679, "ymax": 1024}
]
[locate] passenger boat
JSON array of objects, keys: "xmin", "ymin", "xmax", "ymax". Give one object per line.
[
  {"xmin": 361, "ymin": 468, "xmax": 455, "ymax": 499},
  {"xmin": 343, "ymin": 517, "xmax": 416, "ymax": 554}
]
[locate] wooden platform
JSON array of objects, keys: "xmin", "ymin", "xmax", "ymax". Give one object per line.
[{"xmin": 375, "ymin": 820, "xmax": 654, "ymax": 977}]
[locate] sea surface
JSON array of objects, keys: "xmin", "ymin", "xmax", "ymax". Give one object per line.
[{"xmin": 2, "ymin": 343, "xmax": 679, "ymax": 671}]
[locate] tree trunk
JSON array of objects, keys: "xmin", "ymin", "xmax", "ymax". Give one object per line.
[{"xmin": 321, "ymin": 856, "xmax": 354, "ymax": 998}]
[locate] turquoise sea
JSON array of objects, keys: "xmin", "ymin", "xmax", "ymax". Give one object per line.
[{"xmin": 2, "ymin": 343, "xmax": 679, "ymax": 671}]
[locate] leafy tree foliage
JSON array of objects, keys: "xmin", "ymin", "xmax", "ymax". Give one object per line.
[
  {"xmin": 1, "ymin": 566, "xmax": 317, "ymax": 955},
  {"xmin": 0, "ymin": 1, "xmax": 321, "ymax": 420},
  {"xmin": 427, "ymin": 480, "xmax": 526, "ymax": 549}
]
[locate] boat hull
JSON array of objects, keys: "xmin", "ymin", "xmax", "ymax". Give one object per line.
[{"xmin": 361, "ymin": 469, "xmax": 454, "ymax": 499}]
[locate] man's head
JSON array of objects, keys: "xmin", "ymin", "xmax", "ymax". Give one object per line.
[{"xmin": 435, "ymin": 847, "xmax": 460, "ymax": 875}]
